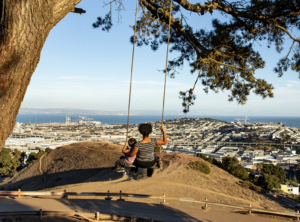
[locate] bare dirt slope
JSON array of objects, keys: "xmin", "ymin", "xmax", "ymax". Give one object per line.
[
  {"xmin": 0, "ymin": 142, "xmax": 123, "ymax": 190},
  {"xmin": 1, "ymin": 142, "xmax": 289, "ymax": 212}
]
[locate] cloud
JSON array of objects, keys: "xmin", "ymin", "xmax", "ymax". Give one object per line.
[
  {"xmin": 124, "ymin": 80, "xmax": 189, "ymax": 87},
  {"xmin": 285, "ymin": 80, "xmax": 300, "ymax": 88},
  {"xmin": 287, "ymin": 80, "xmax": 300, "ymax": 84},
  {"xmin": 57, "ymin": 76, "xmax": 113, "ymax": 81},
  {"xmin": 58, "ymin": 76, "xmax": 89, "ymax": 80}
]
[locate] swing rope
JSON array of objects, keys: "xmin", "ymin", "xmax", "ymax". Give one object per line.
[
  {"xmin": 125, "ymin": 0, "xmax": 173, "ymax": 161},
  {"xmin": 160, "ymin": 0, "xmax": 173, "ymax": 155},
  {"xmin": 162, "ymin": 0, "xmax": 173, "ymax": 126},
  {"xmin": 126, "ymin": 0, "xmax": 139, "ymax": 141}
]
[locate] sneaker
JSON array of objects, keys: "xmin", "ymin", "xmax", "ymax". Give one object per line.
[{"xmin": 116, "ymin": 168, "xmax": 125, "ymax": 172}]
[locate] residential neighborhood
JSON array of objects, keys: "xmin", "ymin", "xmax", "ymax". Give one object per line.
[{"xmin": 5, "ymin": 117, "xmax": 300, "ymax": 195}]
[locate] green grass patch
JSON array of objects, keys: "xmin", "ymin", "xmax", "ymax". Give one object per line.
[{"xmin": 188, "ymin": 161, "xmax": 211, "ymax": 175}]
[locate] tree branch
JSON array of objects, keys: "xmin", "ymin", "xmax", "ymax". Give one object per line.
[
  {"xmin": 140, "ymin": 0, "xmax": 206, "ymax": 51},
  {"xmin": 173, "ymin": 0, "xmax": 300, "ymax": 21},
  {"xmin": 103, "ymin": 0, "xmax": 117, "ymax": 7},
  {"xmin": 274, "ymin": 24, "xmax": 300, "ymax": 43},
  {"xmin": 140, "ymin": 0, "xmax": 246, "ymax": 70},
  {"xmin": 70, "ymin": 7, "xmax": 86, "ymax": 14}
]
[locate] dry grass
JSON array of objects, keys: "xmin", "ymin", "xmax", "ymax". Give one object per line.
[{"xmin": 2, "ymin": 142, "xmax": 292, "ymax": 215}]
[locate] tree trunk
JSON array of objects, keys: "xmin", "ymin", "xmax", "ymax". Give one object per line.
[{"xmin": 0, "ymin": 0, "xmax": 82, "ymax": 150}]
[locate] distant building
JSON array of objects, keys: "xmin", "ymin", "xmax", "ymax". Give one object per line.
[{"xmin": 280, "ymin": 183, "xmax": 299, "ymax": 195}]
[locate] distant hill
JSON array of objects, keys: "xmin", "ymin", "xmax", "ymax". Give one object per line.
[
  {"xmin": 18, "ymin": 108, "xmax": 186, "ymax": 115},
  {"xmin": 1, "ymin": 142, "xmax": 124, "ymax": 190},
  {"xmin": 1, "ymin": 142, "xmax": 289, "ymax": 212}
]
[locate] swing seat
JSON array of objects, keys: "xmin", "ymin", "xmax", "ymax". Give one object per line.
[
  {"xmin": 128, "ymin": 162, "xmax": 161, "ymax": 169},
  {"xmin": 112, "ymin": 162, "xmax": 161, "ymax": 173}
]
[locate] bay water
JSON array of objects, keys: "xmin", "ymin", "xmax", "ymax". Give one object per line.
[{"xmin": 16, "ymin": 114, "xmax": 300, "ymax": 127}]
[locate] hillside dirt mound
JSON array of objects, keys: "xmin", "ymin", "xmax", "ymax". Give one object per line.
[
  {"xmin": 1, "ymin": 142, "xmax": 290, "ymax": 213},
  {"xmin": 0, "ymin": 142, "xmax": 124, "ymax": 190}
]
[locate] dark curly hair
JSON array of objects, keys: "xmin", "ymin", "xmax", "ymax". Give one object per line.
[
  {"xmin": 128, "ymin": 138, "xmax": 136, "ymax": 147},
  {"xmin": 138, "ymin": 123, "xmax": 152, "ymax": 137}
]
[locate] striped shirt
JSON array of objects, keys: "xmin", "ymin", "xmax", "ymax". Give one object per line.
[{"xmin": 135, "ymin": 139, "xmax": 157, "ymax": 162}]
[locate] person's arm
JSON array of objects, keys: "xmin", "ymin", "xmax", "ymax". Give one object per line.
[
  {"xmin": 126, "ymin": 147, "xmax": 139, "ymax": 157},
  {"xmin": 157, "ymin": 126, "xmax": 167, "ymax": 145},
  {"xmin": 122, "ymin": 142, "xmax": 129, "ymax": 154}
]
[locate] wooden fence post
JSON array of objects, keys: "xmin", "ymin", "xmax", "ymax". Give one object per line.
[
  {"xmin": 202, "ymin": 198, "xmax": 210, "ymax": 210},
  {"xmin": 160, "ymin": 194, "xmax": 168, "ymax": 205},
  {"xmin": 117, "ymin": 190, "xmax": 125, "ymax": 201},
  {"xmin": 62, "ymin": 189, "xmax": 68, "ymax": 199},
  {"xmin": 39, "ymin": 209, "xmax": 43, "ymax": 220},
  {"xmin": 105, "ymin": 190, "xmax": 112, "ymax": 200}
]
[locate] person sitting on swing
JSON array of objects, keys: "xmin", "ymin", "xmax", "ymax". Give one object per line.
[
  {"xmin": 125, "ymin": 123, "xmax": 167, "ymax": 177},
  {"xmin": 114, "ymin": 138, "xmax": 137, "ymax": 172}
]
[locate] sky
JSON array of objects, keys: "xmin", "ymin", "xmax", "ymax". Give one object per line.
[{"xmin": 20, "ymin": 0, "xmax": 300, "ymax": 116}]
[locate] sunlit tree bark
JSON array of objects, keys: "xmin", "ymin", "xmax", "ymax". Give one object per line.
[{"xmin": 0, "ymin": 0, "xmax": 83, "ymax": 150}]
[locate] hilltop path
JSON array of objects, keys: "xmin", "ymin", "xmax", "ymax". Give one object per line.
[{"xmin": 0, "ymin": 198, "xmax": 286, "ymax": 222}]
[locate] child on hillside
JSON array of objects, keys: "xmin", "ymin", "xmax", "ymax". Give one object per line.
[{"xmin": 114, "ymin": 138, "xmax": 137, "ymax": 172}]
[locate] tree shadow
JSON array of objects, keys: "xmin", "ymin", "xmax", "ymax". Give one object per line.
[
  {"xmin": 57, "ymin": 199, "xmax": 204, "ymax": 222},
  {"xmin": 0, "ymin": 168, "xmax": 124, "ymax": 191},
  {"xmin": 0, "ymin": 198, "xmax": 204, "ymax": 222}
]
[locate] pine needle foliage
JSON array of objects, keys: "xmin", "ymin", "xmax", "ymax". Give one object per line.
[{"xmin": 95, "ymin": 0, "xmax": 300, "ymax": 113}]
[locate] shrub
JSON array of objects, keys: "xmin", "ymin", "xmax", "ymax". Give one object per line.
[
  {"xmin": 288, "ymin": 179, "xmax": 298, "ymax": 186},
  {"xmin": 197, "ymin": 153, "xmax": 208, "ymax": 160},
  {"xmin": 261, "ymin": 165, "xmax": 286, "ymax": 183},
  {"xmin": 13, "ymin": 149, "xmax": 22, "ymax": 157},
  {"xmin": 222, "ymin": 157, "xmax": 239, "ymax": 171},
  {"xmin": 257, "ymin": 173, "xmax": 280, "ymax": 190},
  {"xmin": 26, "ymin": 150, "xmax": 46, "ymax": 165},
  {"xmin": 188, "ymin": 161, "xmax": 211, "ymax": 175},
  {"xmin": 212, "ymin": 158, "xmax": 222, "ymax": 167},
  {"xmin": 45, "ymin": 148, "xmax": 52, "ymax": 153},
  {"xmin": 242, "ymin": 181, "xmax": 263, "ymax": 193},
  {"xmin": 229, "ymin": 165, "xmax": 249, "ymax": 180},
  {"xmin": 207, "ymin": 157, "xmax": 214, "ymax": 164},
  {"xmin": 242, "ymin": 181, "xmax": 252, "ymax": 189},
  {"xmin": 253, "ymin": 185, "xmax": 263, "ymax": 193},
  {"xmin": 0, "ymin": 148, "xmax": 21, "ymax": 177}
]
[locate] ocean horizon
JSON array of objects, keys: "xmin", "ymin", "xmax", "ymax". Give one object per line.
[{"xmin": 15, "ymin": 114, "xmax": 300, "ymax": 127}]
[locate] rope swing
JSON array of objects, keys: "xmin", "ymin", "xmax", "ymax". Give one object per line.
[
  {"xmin": 161, "ymin": 0, "xmax": 173, "ymax": 128},
  {"xmin": 126, "ymin": 0, "xmax": 139, "ymax": 141},
  {"xmin": 160, "ymin": 0, "xmax": 173, "ymax": 155},
  {"xmin": 126, "ymin": 0, "xmax": 173, "ymax": 148}
]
